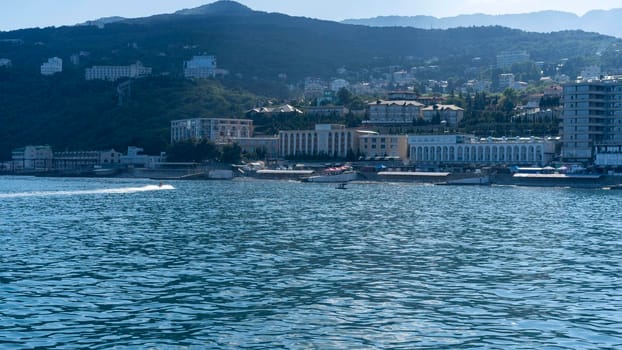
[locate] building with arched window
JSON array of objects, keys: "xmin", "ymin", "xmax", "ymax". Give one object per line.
[{"xmin": 409, "ymin": 134, "xmax": 557, "ymax": 167}]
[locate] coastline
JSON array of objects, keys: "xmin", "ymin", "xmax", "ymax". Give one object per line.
[{"xmin": 4, "ymin": 167, "xmax": 622, "ymax": 189}]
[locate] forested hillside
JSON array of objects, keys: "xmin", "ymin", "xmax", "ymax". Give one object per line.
[{"xmin": 0, "ymin": 1, "xmax": 620, "ymax": 159}]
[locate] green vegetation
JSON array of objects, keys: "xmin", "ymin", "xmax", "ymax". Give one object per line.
[
  {"xmin": 0, "ymin": 1, "xmax": 620, "ymax": 159},
  {"xmin": 0, "ymin": 74, "xmax": 258, "ymax": 158}
]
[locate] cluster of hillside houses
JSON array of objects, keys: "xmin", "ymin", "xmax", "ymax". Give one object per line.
[
  {"xmin": 4, "ymin": 47, "xmax": 622, "ymax": 171},
  {"xmin": 7, "ymin": 74, "xmax": 622, "ymax": 172}
]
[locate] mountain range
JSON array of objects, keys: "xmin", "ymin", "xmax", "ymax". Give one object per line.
[{"xmin": 343, "ymin": 9, "xmax": 622, "ymax": 38}]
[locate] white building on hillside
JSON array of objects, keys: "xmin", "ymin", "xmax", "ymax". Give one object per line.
[
  {"xmin": 366, "ymin": 100, "xmax": 424, "ymax": 124},
  {"xmin": 41, "ymin": 57, "xmax": 62, "ymax": 75},
  {"xmin": 184, "ymin": 55, "xmax": 217, "ymax": 79},
  {"xmin": 422, "ymin": 104, "xmax": 464, "ymax": 126},
  {"xmin": 85, "ymin": 62, "xmax": 152, "ymax": 81}
]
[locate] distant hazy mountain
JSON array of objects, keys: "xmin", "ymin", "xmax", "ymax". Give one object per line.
[{"xmin": 343, "ymin": 9, "xmax": 622, "ymax": 38}]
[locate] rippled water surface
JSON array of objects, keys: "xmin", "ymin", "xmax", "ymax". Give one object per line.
[{"xmin": 1, "ymin": 176, "xmax": 622, "ymax": 349}]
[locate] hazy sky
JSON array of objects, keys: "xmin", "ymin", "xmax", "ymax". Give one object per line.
[{"xmin": 1, "ymin": 0, "xmax": 621, "ymax": 31}]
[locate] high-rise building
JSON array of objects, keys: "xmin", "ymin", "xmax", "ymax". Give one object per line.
[{"xmin": 562, "ymin": 76, "xmax": 622, "ymax": 162}]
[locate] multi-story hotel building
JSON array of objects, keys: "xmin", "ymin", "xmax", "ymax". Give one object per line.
[
  {"xmin": 184, "ymin": 55, "xmax": 217, "ymax": 79},
  {"xmin": 562, "ymin": 76, "xmax": 622, "ymax": 163},
  {"xmin": 170, "ymin": 118, "xmax": 253, "ymax": 144},
  {"xmin": 41, "ymin": 57, "xmax": 62, "ymax": 75},
  {"xmin": 421, "ymin": 104, "xmax": 464, "ymax": 127},
  {"xmin": 278, "ymin": 124, "xmax": 358, "ymax": 158},
  {"xmin": 85, "ymin": 62, "xmax": 152, "ymax": 81},
  {"xmin": 409, "ymin": 134, "xmax": 557, "ymax": 167},
  {"xmin": 366, "ymin": 100, "xmax": 424, "ymax": 124}
]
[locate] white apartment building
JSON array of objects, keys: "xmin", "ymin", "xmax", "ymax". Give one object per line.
[
  {"xmin": 41, "ymin": 57, "xmax": 62, "ymax": 75},
  {"xmin": 184, "ymin": 55, "xmax": 217, "ymax": 79},
  {"xmin": 421, "ymin": 104, "xmax": 464, "ymax": 126},
  {"xmin": 170, "ymin": 118, "xmax": 253, "ymax": 144},
  {"xmin": 85, "ymin": 62, "xmax": 152, "ymax": 81},
  {"xmin": 562, "ymin": 76, "xmax": 622, "ymax": 162},
  {"xmin": 366, "ymin": 100, "xmax": 424, "ymax": 124},
  {"xmin": 279, "ymin": 124, "xmax": 358, "ymax": 158},
  {"xmin": 409, "ymin": 134, "xmax": 557, "ymax": 166}
]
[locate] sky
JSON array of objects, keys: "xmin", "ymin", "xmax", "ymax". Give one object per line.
[{"xmin": 1, "ymin": 0, "xmax": 622, "ymax": 32}]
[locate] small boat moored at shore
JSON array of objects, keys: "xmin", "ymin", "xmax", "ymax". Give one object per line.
[{"xmin": 303, "ymin": 165, "xmax": 358, "ymax": 183}]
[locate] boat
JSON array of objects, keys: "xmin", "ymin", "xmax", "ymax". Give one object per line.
[
  {"xmin": 303, "ymin": 165, "xmax": 359, "ymax": 183},
  {"xmin": 491, "ymin": 165, "xmax": 622, "ymax": 188},
  {"xmin": 336, "ymin": 182, "xmax": 348, "ymax": 189}
]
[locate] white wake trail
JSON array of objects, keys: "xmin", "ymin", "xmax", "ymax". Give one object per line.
[{"xmin": 0, "ymin": 184, "xmax": 175, "ymax": 198}]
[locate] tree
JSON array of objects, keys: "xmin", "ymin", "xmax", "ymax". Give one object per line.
[
  {"xmin": 166, "ymin": 139, "xmax": 220, "ymax": 162},
  {"xmin": 498, "ymin": 88, "xmax": 518, "ymax": 113},
  {"xmin": 166, "ymin": 141, "xmax": 196, "ymax": 162},
  {"xmin": 221, "ymin": 143, "xmax": 242, "ymax": 164},
  {"xmin": 336, "ymin": 87, "xmax": 353, "ymax": 106}
]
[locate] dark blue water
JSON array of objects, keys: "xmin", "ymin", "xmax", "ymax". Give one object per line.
[{"xmin": 1, "ymin": 176, "xmax": 622, "ymax": 349}]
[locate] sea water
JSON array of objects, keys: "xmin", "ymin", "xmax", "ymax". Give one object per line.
[{"xmin": 1, "ymin": 176, "xmax": 622, "ymax": 349}]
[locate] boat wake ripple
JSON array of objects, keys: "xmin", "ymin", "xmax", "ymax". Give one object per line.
[{"xmin": 0, "ymin": 184, "xmax": 175, "ymax": 198}]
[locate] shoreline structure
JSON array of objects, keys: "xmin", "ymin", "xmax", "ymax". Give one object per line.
[{"xmin": 3, "ymin": 162, "xmax": 622, "ymax": 188}]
